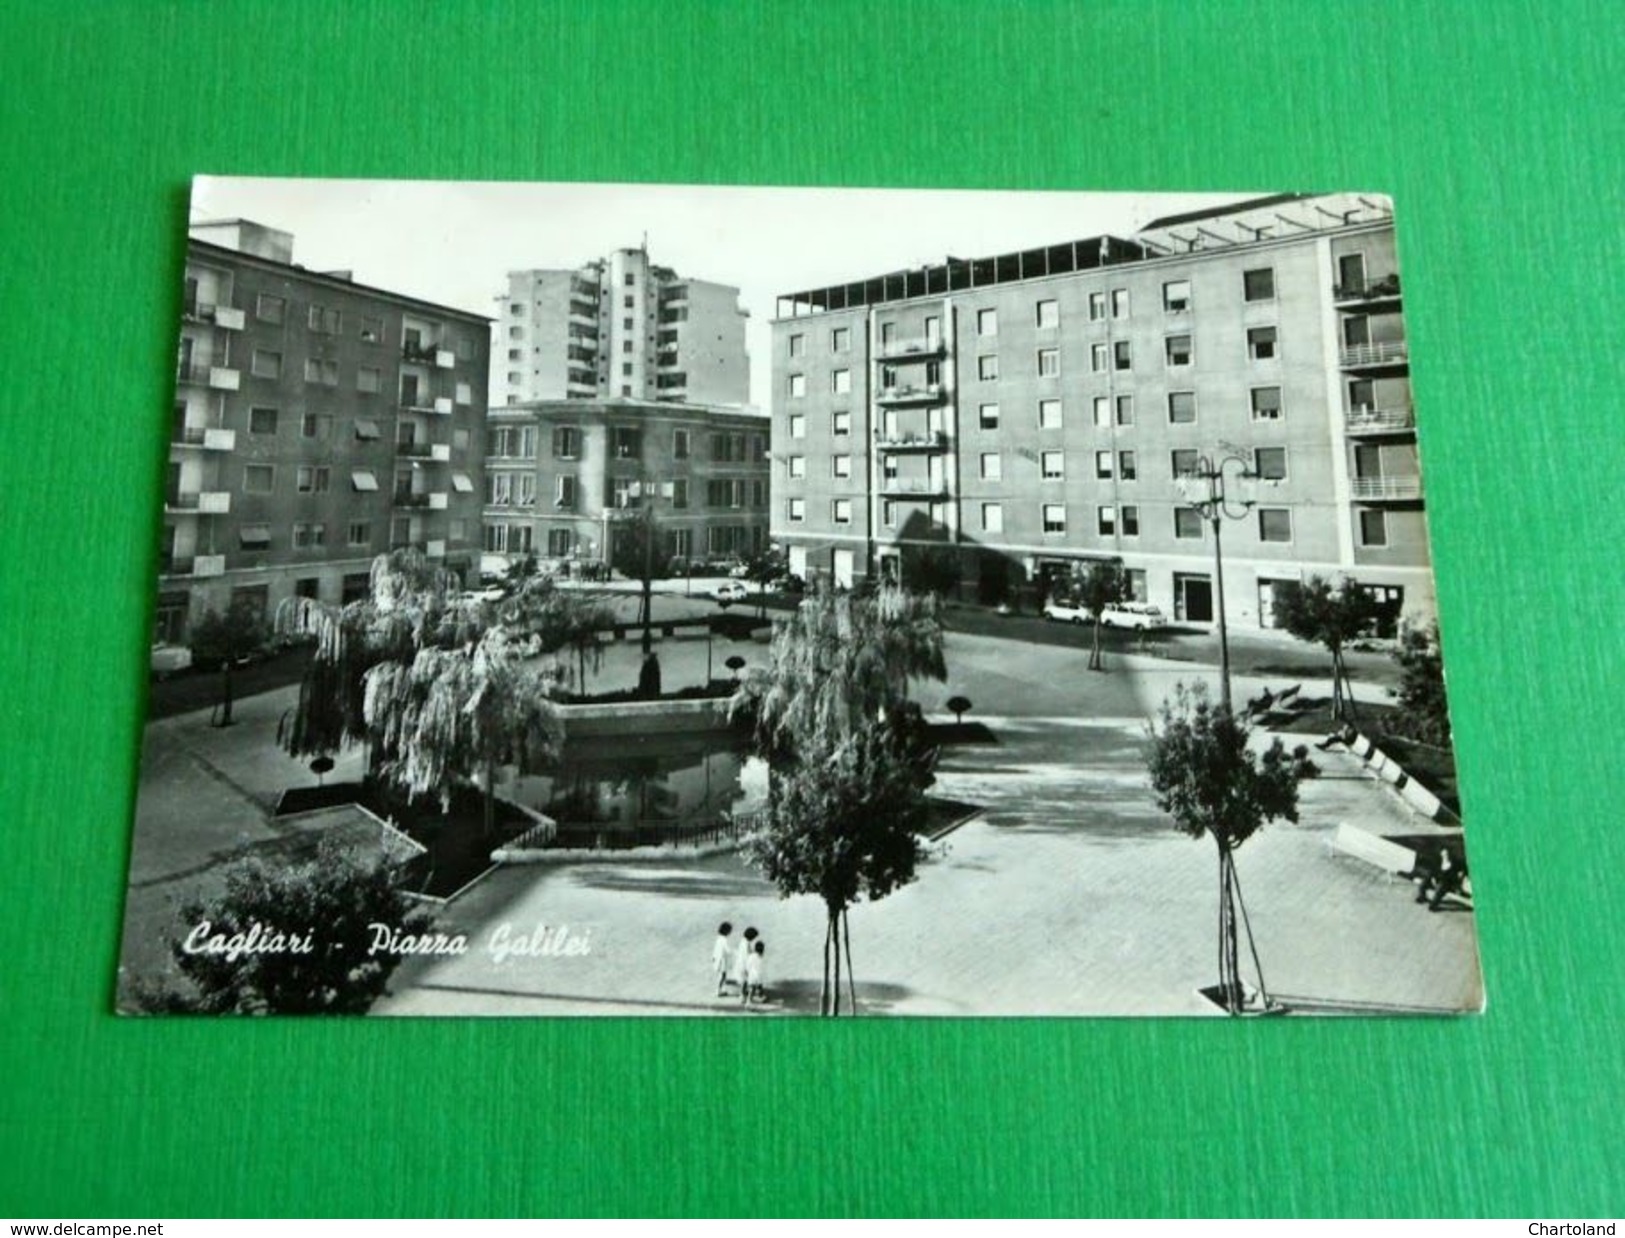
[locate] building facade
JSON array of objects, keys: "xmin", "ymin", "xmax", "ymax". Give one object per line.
[
  {"xmin": 769, "ymin": 194, "xmax": 1428, "ymax": 632},
  {"xmin": 158, "ymin": 223, "xmax": 490, "ymax": 643},
  {"xmin": 496, "ymin": 247, "xmax": 749, "ymax": 408},
  {"xmin": 482, "ymin": 398, "xmax": 771, "ymax": 572}
]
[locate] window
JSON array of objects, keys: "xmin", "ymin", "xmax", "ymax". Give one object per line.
[
  {"xmin": 789, "ymin": 373, "xmax": 806, "ymax": 398},
  {"xmin": 832, "ymin": 498, "xmax": 852, "ymax": 525},
  {"xmin": 293, "ymin": 522, "xmax": 326, "ymax": 549},
  {"xmin": 831, "ymin": 327, "xmax": 849, "ymax": 352},
  {"xmin": 1037, "ymin": 348, "xmax": 1059, "ymax": 377},
  {"xmin": 553, "ymin": 426, "xmax": 580, "ymax": 459},
  {"xmin": 610, "ymin": 426, "xmax": 640, "ymax": 460},
  {"xmin": 670, "ymin": 477, "xmax": 687, "ymax": 509},
  {"xmin": 1244, "ymin": 268, "xmax": 1276, "ymax": 302},
  {"xmin": 255, "ymin": 294, "xmax": 284, "ymax": 324},
  {"xmin": 1098, "ymin": 506, "xmax": 1116, "ymax": 536},
  {"xmin": 882, "ymin": 457, "xmax": 898, "ymax": 481},
  {"xmin": 357, "ymin": 366, "xmax": 381, "ymax": 394},
  {"xmin": 1358, "ymin": 508, "xmax": 1388, "ymax": 546},
  {"xmin": 350, "ymin": 469, "xmax": 378, "ymax": 492},
  {"xmin": 622, "ymin": 340, "xmax": 633, "ymax": 354},
  {"xmin": 555, "ymin": 475, "xmax": 577, "ymax": 509},
  {"xmin": 308, "ymin": 305, "xmax": 341, "ymax": 335},
  {"xmin": 242, "ymin": 465, "xmax": 274, "ymax": 494},
  {"xmin": 787, "ymin": 455, "xmax": 805, "ymax": 479},
  {"xmin": 516, "ymin": 474, "xmax": 537, "ymax": 508},
  {"xmin": 832, "ymin": 368, "xmax": 851, "ymax": 395},
  {"xmin": 1088, "ymin": 291, "xmax": 1106, "ymax": 321},
  {"xmin": 251, "ymin": 349, "xmax": 281, "ymax": 379},
  {"xmin": 347, "ymin": 521, "xmax": 371, "ymax": 547},
  {"xmin": 1038, "ymin": 399, "xmax": 1062, "ymax": 430},
  {"xmin": 977, "ymin": 308, "xmax": 998, "ymax": 336},
  {"xmin": 455, "ymin": 382, "xmax": 472, "ymax": 406},
  {"xmin": 248, "ymin": 407, "xmax": 278, "ymax": 435},
  {"xmin": 304, "ymin": 358, "xmax": 338, "ymax": 386},
  {"xmin": 832, "ymin": 410, "xmax": 851, "ymax": 436},
  {"xmin": 623, "ymin": 295, "xmax": 634, "ymax": 308},
  {"xmin": 787, "ymin": 497, "xmax": 805, "ymax": 522},
  {"xmin": 789, "ymin": 334, "xmax": 805, "ymax": 357},
  {"xmin": 1168, "ymin": 391, "xmax": 1197, "ymax": 424},
  {"xmin": 239, "ymin": 524, "xmax": 271, "ymax": 549},
  {"xmin": 979, "ymin": 403, "xmax": 1000, "ymax": 430},
  {"xmin": 355, "ymin": 316, "xmax": 383, "ymax": 345},
  {"xmin": 882, "ymin": 500, "xmax": 897, "ymax": 527},
  {"xmin": 1258, "ymin": 508, "xmax": 1292, "ymax": 543},
  {"xmin": 925, "ymin": 316, "xmax": 941, "ymax": 346},
  {"xmin": 981, "ymin": 503, "xmax": 1003, "ymax": 534},
  {"xmin": 296, "ymin": 465, "xmax": 330, "ymax": 494},
  {"xmin": 1250, "ymin": 386, "xmax": 1283, "ymax": 421},
  {"xmin": 673, "ymin": 429, "xmax": 690, "ymax": 459},
  {"xmin": 1119, "ymin": 450, "xmax": 1137, "ymax": 480},
  {"xmin": 978, "ymin": 355, "xmax": 999, "ymax": 381},
  {"xmin": 1115, "ymin": 394, "xmax": 1134, "ymax": 426},
  {"xmin": 1036, "ymin": 299, "xmax": 1058, "ymax": 328},
  {"xmin": 1042, "ymin": 504, "xmax": 1067, "ymax": 534},
  {"xmin": 1165, "ymin": 334, "xmax": 1193, "ymax": 367},
  {"xmin": 1248, "ymin": 325, "xmax": 1278, "ymax": 361},
  {"xmin": 789, "ymin": 414, "xmax": 806, "ymax": 439},
  {"xmin": 1163, "ymin": 279, "xmax": 1192, "ymax": 312},
  {"xmin": 1093, "ymin": 397, "xmax": 1110, "ymax": 427},
  {"xmin": 1113, "ymin": 340, "xmax": 1132, "ymax": 370},
  {"xmin": 353, "ymin": 419, "xmax": 380, "ymax": 442},
  {"xmin": 979, "ymin": 453, "xmax": 1002, "ymax": 481},
  {"xmin": 1254, "ymin": 447, "xmax": 1288, "ymax": 481},
  {"xmin": 1121, "ymin": 506, "xmax": 1140, "ymax": 537},
  {"xmin": 879, "ymin": 323, "xmax": 895, "ymax": 346},
  {"xmin": 1171, "ymin": 449, "xmax": 1199, "ymax": 479},
  {"xmin": 1094, "ymin": 450, "xmax": 1112, "ymax": 479},
  {"xmin": 448, "ymin": 519, "xmax": 467, "ymax": 544},
  {"xmin": 453, "ymin": 428, "xmax": 469, "ymax": 451},
  {"xmin": 1042, "ymin": 451, "xmax": 1065, "ymax": 480},
  {"xmin": 1091, "ymin": 343, "xmax": 1108, "ymax": 372},
  {"xmin": 547, "ymin": 529, "xmax": 573, "ymax": 557},
  {"xmin": 1111, "ymin": 289, "xmax": 1129, "ymax": 318},
  {"xmin": 832, "ymin": 454, "xmax": 852, "ymax": 479},
  {"xmin": 1174, "ymin": 507, "xmax": 1203, "ymax": 539},
  {"xmin": 301, "ymin": 413, "xmax": 332, "ymax": 440}
]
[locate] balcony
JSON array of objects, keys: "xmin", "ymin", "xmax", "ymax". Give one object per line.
[
  {"xmin": 393, "ymin": 491, "xmax": 449, "ymax": 510},
  {"xmin": 1344, "ymin": 406, "xmax": 1416, "ymax": 435},
  {"xmin": 1333, "ymin": 273, "xmax": 1402, "ymax": 307},
  {"xmin": 435, "ymin": 349, "xmax": 455, "ymax": 370},
  {"xmin": 401, "ymin": 341, "xmax": 438, "ymax": 364},
  {"xmin": 165, "ymin": 490, "xmax": 231, "ymax": 515},
  {"xmin": 568, "ymin": 307, "xmax": 598, "ymax": 328},
  {"xmin": 432, "ymin": 396, "xmax": 454, "ymax": 415},
  {"xmin": 172, "ymin": 426, "xmax": 238, "ymax": 451},
  {"xmin": 1339, "ymin": 340, "xmax": 1409, "ymax": 369},
  {"xmin": 176, "ymin": 364, "xmax": 240, "ymax": 390},
  {"xmin": 876, "ymin": 337, "xmax": 946, "ymax": 362},
  {"xmin": 880, "ymin": 476, "xmax": 950, "ymax": 498},
  {"xmin": 875, "ymin": 430, "xmax": 948, "ymax": 453},
  {"xmin": 1350, "ymin": 475, "xmax": 1423, "ymax": 501},
  {"xmin": 165, "ymin": 553, "xmax": 227, "ymax": 578},
  {"xmin": 875, "ymin": 382, "xmax": 946, "ymax": 407},
  {"xmin": 424, "ymin": 539, "xmax": 447, "ymax": 559},
  {"xmin": 396, "ymin": 442, "xmax": 452, "ymax": 462}
]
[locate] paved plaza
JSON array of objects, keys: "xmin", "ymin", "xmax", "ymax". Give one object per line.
[{"xmin": 119, "ymin": 620, "xmax": 1481, "ymax": 1016}]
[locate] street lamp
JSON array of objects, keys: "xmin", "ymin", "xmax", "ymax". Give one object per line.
[{"xmin": 1177, "ymin": 452, "xmax": 1257, "ymax": 712}]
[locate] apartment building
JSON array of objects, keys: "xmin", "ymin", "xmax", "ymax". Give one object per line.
[
  {"xmin": 158, "ymin": 221, "xmax": 490, "ymax": 642},
  {"xmin": 769, "ymin": 193, "xmax": 1428, "ymax": 633},
  {"xmin": 482, "ymin": 398, "xmax": 770, "ymax": 572},
  {"xmin": 497, "ymin": 247, "xmax": 749, "ymax": 408}
]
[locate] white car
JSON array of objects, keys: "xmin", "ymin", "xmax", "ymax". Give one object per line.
[
  {"xmin": 150, "ymin": 642, "xmax": 193, "ymax": 678},
  {"xmin": 1099, "ymin": 602, "xmax": 1168, "ymax": 631},
  {"xmin": 712, "ymin": 581, "xmax": 750, "ymax": 603},
  {"xmin": 1042, "ymin": 597, "xmax": 1089, "ymax": 624}
]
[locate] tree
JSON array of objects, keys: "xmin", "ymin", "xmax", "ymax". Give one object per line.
[
  {"xmin": 607, "ymin": 503, "xmax": 662, "ymax": 654},
  {"xmin": 1075, "ymin": 561, "xmax": 1128, "ymax": 671},
  {"xmin": 143, "ymin": 839, "xmax": 432, "ymax": 1015},
  {"xmin": 1147, "ymin": 683, "xmax": 1315, "ymax": 1014},
  {"xmin": 946, "ymin": 695, "xmax": 972, "ymax": 726},
  {"xmin": 188, "ymin": 598, "xmax": 268, "ymax": 727},
  {"xmin": 1271, "ymin": 576, "xmax": 1379, "ymax": 720},
  {"xmin": 1393, "ymin": 621, "xmax": 1451, "ymax": 748},
  {"xmin": 743, "ymin": 724, "xmax": 933, "ymax": 1015}
]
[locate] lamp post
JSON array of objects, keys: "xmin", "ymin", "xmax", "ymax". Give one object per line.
[{"xmin": 1178, "ymin": 453, "xmax": 1257, "ymax": 712}]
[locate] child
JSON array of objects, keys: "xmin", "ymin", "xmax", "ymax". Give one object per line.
[
  {"xmin": 712, "ymin": 922, "xmax": 734, "ymax": 996},
  {"xmin": 733, "ymin": 926, "xmax": 758, "ymax": 996},
  {"xmin": 744, "ymin": 939, "xmax": 767, "ymax": 1004}
]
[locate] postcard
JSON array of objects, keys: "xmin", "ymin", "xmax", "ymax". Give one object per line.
[{"xmin": 119, "ymin": 178, "xmax": 1481, "ymax": 1016}]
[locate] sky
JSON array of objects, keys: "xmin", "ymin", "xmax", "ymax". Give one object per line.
[{"xmin": 191, "ymin": 177, "xmax": 1263, "ymax": 411}]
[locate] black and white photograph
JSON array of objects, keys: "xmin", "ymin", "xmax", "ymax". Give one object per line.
[{"xmin": 120, "ymin": 177, "xmax": 1482, "ymax": 1018}]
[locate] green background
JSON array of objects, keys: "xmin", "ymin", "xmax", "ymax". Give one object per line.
[{"xmin": 1, "ymin": 0, "xmax": 1620, "ymax": 1218}]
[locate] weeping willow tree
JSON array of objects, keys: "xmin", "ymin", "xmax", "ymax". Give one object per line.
[
  {"xmin": 729, "ymin": 583, "xmax": 947, "ymax": 1014},
  {"xmin": 276, "ymin": 550, "xmax": 572, "ymax": 831}
]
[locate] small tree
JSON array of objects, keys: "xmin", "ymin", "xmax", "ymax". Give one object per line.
[
  {"xmin": 1393, "ymin": 621, "xmax": 1451, "ymax": 748},
  {"xmin": 744, "ymin": 725, "xmax": 933, "ymax": 1015},
  {"xmin": 607, "ymin": 503, "xmax": 662, "ymax": 654},
  {"xmin": 1147, "ymin": 683, "xmax": 1315, "ymax": 1015},
  {"xmin": 146, "ymin": 840, "xmax": 431, "ymax": 1015},
  {"xmin": 188, "ymin": 598, "xmax": 268, "ymax": 727},
  {"xmin": 1075, "ymin": 561, "xmax": 1128, "ymax": 671},
  {"xmin": 725, "ymin": 655, "xmax": 747, "ymax": 681},
  {"xmin": 946, "ymin": 695, "xmax": 972, "ymax": 726},
  {"xmin": 1271, "ymin": 576, "xmax": 1378, "ymax": 720}
]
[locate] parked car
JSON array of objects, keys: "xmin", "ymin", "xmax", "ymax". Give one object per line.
[
  {"xmin": 150, "ymin": 642, "xmax": 193, "ymax": 679},
  {"xmin": 1100, "ymin": 602, "xmax": 1169, "ymax": 631},
  {"xmin": 1042, "ymin": 596, "xmax": 1089, "ymax": 624},
  {"xmin": 712, "ymin": 581, "xmax": 750, "ymax": 603}
]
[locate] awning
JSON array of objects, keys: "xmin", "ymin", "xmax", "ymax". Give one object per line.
[
  {"xmin": 451, "ymin": 472, "xmax": 474, "ymax": 493},
  {"xmin": 354, "ymin": 419, "xmax": 381, "ymax": 440},
  {"xmin": 351, "ymin": 470, "xmax": 379, "ymax": 492}
]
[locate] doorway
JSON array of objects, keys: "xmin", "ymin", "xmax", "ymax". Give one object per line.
[{"xmin": 1174, "ymin": 572, "xmax": 1213, "ymax": 623}]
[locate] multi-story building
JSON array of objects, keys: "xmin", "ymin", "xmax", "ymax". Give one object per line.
[
  {"xmin": 482, "ymin": 397, "xmax": 771, "ymax": 572},
  {"xmin": 769, "ymin": 193, "xmax": 1428, "ymax": 633},
  {"xmin": 496, "ymin": 247, "xmax": 749, "ymax": 408},
  {"xmin": 157, "ymin": 220, "xmax": 490, "ymax": 642}
]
